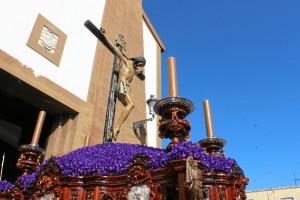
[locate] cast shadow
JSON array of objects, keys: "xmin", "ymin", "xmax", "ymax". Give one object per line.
[{"xmin": 133, "ymin": 126, "xmax": 147, "ymax": 145}]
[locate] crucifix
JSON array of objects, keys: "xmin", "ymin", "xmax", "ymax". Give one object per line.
[{"xmin": 84, "ymin": 20, "xmax": 146, "ymax": 142}]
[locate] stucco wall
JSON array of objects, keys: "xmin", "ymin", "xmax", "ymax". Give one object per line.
[
  {"xmin": 247, "ymin": 186, "xmax": 300, "ymax": 200},
  {"xmin": 143, "ymin": 21, "xmax": 158, "ymax": 147}
]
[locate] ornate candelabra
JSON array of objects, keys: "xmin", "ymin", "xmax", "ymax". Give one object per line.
[
  {"xmin": 197, "ymin": 137, "xmax": 226, "ymax": 156},
  {"xmin": 16, "ymin": 144, "xmax": 45, "ymax": 175},
  {"xmin": 16, "ymin": 111, "xmax": 46, "ymax": 175},
  {"xmin": 154, "ymin": 96, "xmax": 194, "ymax": 151},
  {"xmin": 154, "ymin": 57, "xmax": 194, "ymax": 150}
]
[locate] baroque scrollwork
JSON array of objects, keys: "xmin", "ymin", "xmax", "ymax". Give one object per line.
[
  {"xmin": 217, "ymin": 187, "xmax": 226, "ymax": 200},
  {"xmin": 9, "ymin": 187, "xmax": 24, "ymax": 200},
  {"xmin": 16, "ymin": 144, "xmax": 45, "ymax": 175},
  {"xmin": 123, "ymin": 153, "xmax": 162, "ymax": 200},
  {"xmin": 28, "ymin": 157, "xmax": 62, "ymax": 199},
  {"xmin": 158, "ymin": 107, "xmax": 191, "ymax": 141},
  {"xmin": 100, "ymin": 192, "xmax": 123, "ymax": 200},
  {"xmin": 32, "ymin": 174, "xmax": 61, "ymax": 199},
  {"xmin": 231, "ymin": 166, "xmax": 249, "ymax": 200},
  {"xmin": 86, "ymin": 190, "xmax": 94, "ymax": 200},
  {"xmin": 154, "ymin": 97, "xmax": 194, "ymax": 150}
]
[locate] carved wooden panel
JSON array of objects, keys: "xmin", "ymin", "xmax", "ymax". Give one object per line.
[
  {"xmin": 85, "ymin": 190, "xmax": 94, "ymax": 200},
  {"xmin": 0, "ymin": 156, "xmax": 249, "ymax": 200}
]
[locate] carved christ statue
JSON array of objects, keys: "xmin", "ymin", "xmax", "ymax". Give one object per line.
[{"xmin": 101, "ymin": 29, "xmax": 146, "ymax": 141}]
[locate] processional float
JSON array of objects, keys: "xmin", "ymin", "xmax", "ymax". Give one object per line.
[{"xmin": 0, "ymin": 22, "xmax": 248, "ymax": 200}]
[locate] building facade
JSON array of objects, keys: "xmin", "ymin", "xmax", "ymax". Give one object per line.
[
  {"xmin": 247, "ymin": 186, "xmax": 300, "ymax": 200},
  {"xmin": 0, "ymin": 0, "xmax": 165, "ymax": 182}
]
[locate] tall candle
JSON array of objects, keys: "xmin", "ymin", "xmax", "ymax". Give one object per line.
[
  {"xmin": 84, "ymin": 135, "xmax": 90, "ymax": 146},
  {"xmin": 31, "ymin": 111, "xmax": 46, "ymax": 145},
  {"xmin": 203, "ymin": 100, "xmax": 214, "ymax": 138},
  {"xmin": 167, "ymin": 57, "xmax": 178, "ymax": 97},
  {"xmin": 0, "ymin": 153, "xmax": 5, "ymax": 180}
]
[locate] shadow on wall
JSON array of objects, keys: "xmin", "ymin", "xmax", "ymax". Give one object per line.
[{"xmin": 134, "ymin": 126, "xmax": 147, "ymax": 145}]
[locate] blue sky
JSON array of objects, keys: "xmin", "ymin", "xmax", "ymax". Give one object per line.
[{"xmin": 143, "ymin": 0, "xmax": 300, "ymax": 191}]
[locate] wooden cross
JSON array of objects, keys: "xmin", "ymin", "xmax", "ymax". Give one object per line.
[{"xmin": 84, "ymin": 20, "xmax": 126, "ymax": 142}]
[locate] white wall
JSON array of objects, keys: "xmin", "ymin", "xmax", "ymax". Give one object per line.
[
  {"xmin": 143, "ymin": 21, "xmax": 158, "ymax": 148},
  {"xmin": 0, "ymin": 0, "xmax": 105, "ymax": 101},
  {"xmin": 247, "ymin": 187, "xmax": 300, "ymax": 200}
]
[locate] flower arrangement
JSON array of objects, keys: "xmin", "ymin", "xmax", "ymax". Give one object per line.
[
  {"xmin": 0, "ymin": 142, "xmax": 237, "ymax": 193},
  {"xmin": 55, "ymin": 142, "xmax": 170, "ymax": 177},
  {"xmin": 167, "ymin": 142, "xmax": 237, "ymax": 173},
  {"xmin": 0, "ymin": 180, "xmax": 14, "ymax": 193}
]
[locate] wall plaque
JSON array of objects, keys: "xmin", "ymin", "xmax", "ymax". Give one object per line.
[
  {"xmin": 38, "ymin": 26, "xmax": 59, "ymax": 54},
  {"xmin": 27, "ymin": 14, "xmax": 67, "ymax": 66}
]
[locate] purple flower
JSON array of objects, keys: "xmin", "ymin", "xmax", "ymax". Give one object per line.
[
  {"xmin": 8, "ymin": 141, "xmax": 238, "ymax": 193},
  {"xmin": 54, "ymin": 143, "xmax": 171, "ymax": 177},
  {"xmin": 53, "ymin": 142, "xmax": 237, "ymax": 176},
  {"xmin": 167, "ymin": 142, "xmax": 237, "ymax": 173},
  {"xmin": 0, "ymin": 180, "xmax": 14, "ymax": 192},
  {"xmin": 14, "ymin": 159, "xmax": 51, "ymax": 192}
]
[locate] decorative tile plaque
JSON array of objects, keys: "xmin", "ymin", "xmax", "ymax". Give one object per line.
[{"xmin": 27, "ymin": 14, "xmax": 67, "ymax": 66}]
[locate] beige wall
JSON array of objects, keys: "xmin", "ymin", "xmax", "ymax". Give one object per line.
[
  {"xmin": 0, "ymin": 0, "xmax": 105, "ymax": 101},
  {"xmin": 83, "ymin": 0, "xmax": 147, "ymax": 147},
  {"xmin": 247, "ymin": 186, "xmax": 300, "ymax": 200}
]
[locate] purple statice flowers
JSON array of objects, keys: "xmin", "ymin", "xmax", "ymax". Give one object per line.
[
  {"xmin": 55, "ymin": 143, "xmax": 170, "ymax": 177},
  {"xmin": 4, "ymin": 142, "xmax": 238, "ymax": 193},
  {"xmin": 54, "ymin": 142, "xmax": 237, "ymax": 177},
  {"xmin": 167, "ymin": 141, "xmax": 237, "ymax": 173},
  {"xmin": 0, "ymin": 180, "xmax": 14, "ymax": 192}
]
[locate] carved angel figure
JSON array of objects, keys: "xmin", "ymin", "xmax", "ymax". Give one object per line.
[{"xmin": 185, "ymin": 156, "xmax": 203, "ymax": 200}]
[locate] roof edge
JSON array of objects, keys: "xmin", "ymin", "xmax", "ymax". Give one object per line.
[{"xmin": 142, "ymin": 10, "xmax": 166, "ymax": 52}]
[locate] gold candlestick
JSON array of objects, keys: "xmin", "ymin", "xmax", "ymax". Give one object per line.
[
  {"xmin": 203, "ymin": 100, "xmax": 214, "ymax": 138},
  {"xmin": 167, "ymin": 57, "xmax": 178, "ymax": 97},
  {"xmin": 31, "ymin": 111, "xmax": 46, "ymax": 145}
]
